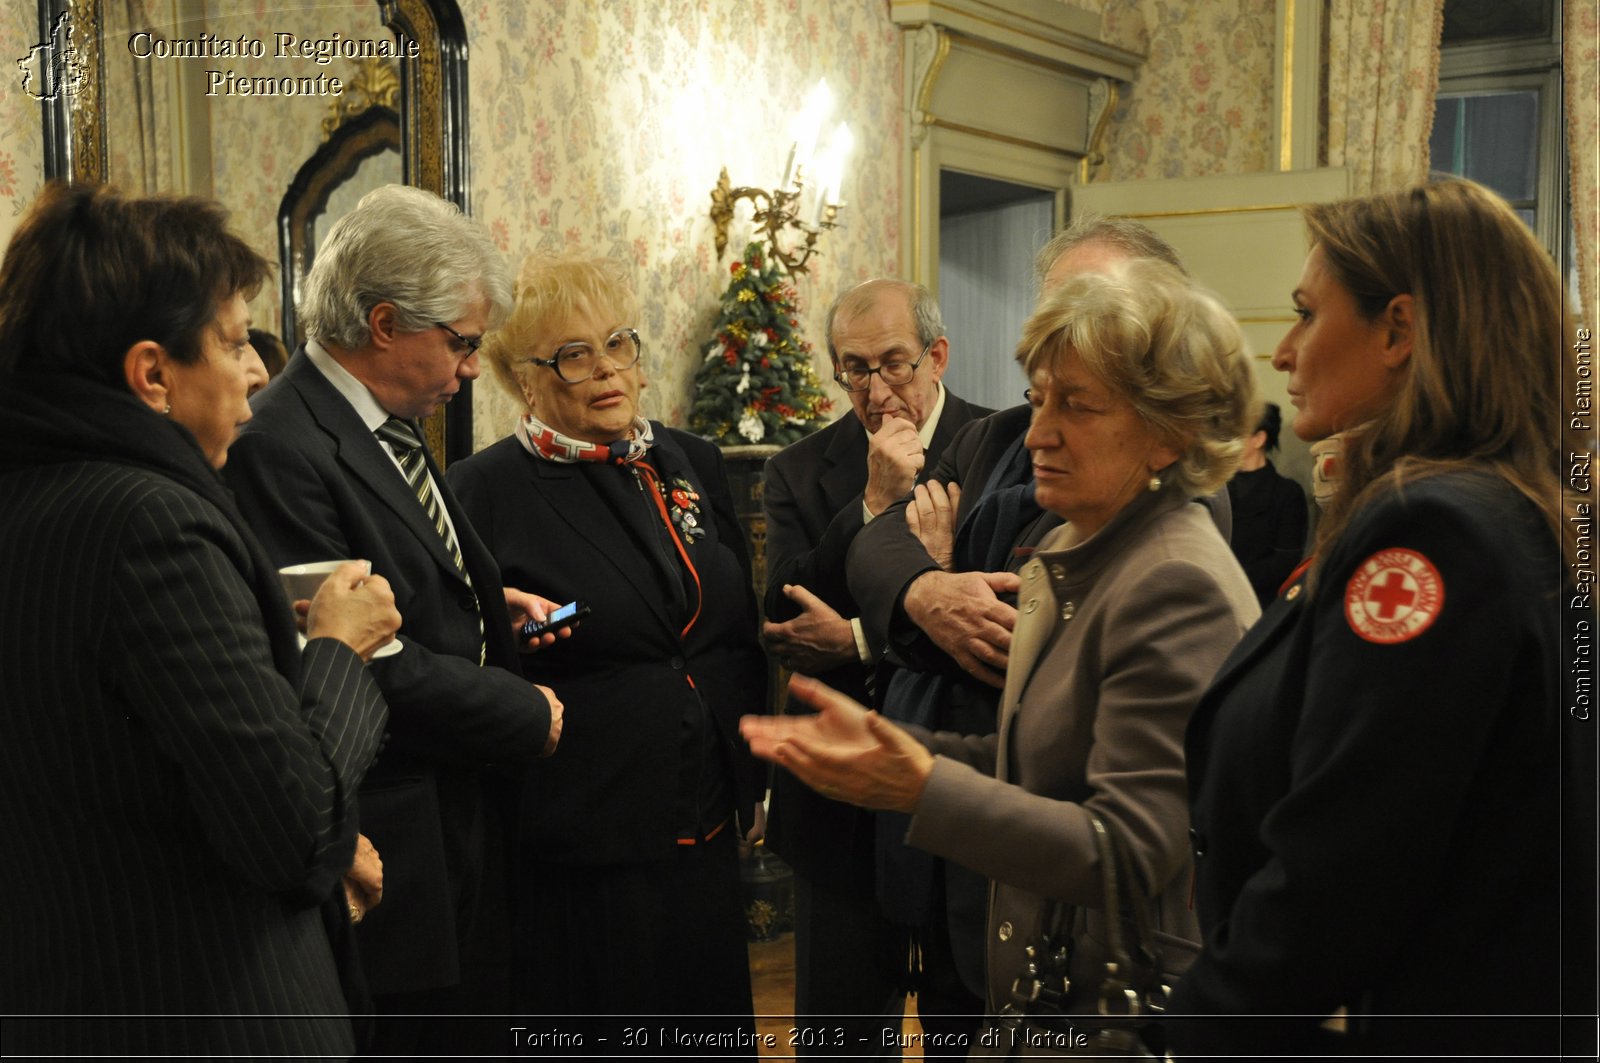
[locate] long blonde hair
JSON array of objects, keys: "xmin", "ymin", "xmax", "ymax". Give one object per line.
[{"xmin": 1302, "ymin": 178, "xmax": 1585, "ymax": 580}]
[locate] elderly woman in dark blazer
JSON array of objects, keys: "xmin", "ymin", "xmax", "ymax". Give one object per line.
[
  {"xmin": 447, "ymin": 255, "xmax": 766, "ymax": 1034},
  {"xmin": 743, "ymin": 258, "xmax": 1259, "ymax": 1054},
  {"xmin": 0, "ymin": 184, "xmax": 399, "ymax": 1056}
]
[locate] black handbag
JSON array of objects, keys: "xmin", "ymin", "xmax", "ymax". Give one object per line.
[{"xmin": 986, "ymin": 814, "xmax": 1171, "ymax": 1058}]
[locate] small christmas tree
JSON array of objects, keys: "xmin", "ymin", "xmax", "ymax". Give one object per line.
[{"xmin": 690, "ymin": 242, "xmax": 832, "ymax": 446}]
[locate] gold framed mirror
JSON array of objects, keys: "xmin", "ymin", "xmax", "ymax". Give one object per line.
[{"xmin": 38, "ymin": 0, "xmax": 475, "ymax": 466}]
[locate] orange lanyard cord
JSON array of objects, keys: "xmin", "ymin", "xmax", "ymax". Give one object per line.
[{"xmin": 634, "ymin": 461, "xmax": 703, "ymax": 639}]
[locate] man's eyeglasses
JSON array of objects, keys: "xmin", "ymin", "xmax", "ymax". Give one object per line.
[
  {"xmin": 435, "ymin": 321, "xmax": 483, "ymax": 356},
  {"xmin": 832, "ymin": 342, "xmax": 932, "ymax": 393},
  {"xmin": 527, "ymin": 328, "xmax": 643, "ymax": 383}
]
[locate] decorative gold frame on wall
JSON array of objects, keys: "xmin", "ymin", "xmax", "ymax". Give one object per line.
[{"xmin": 38, "ymin": 0, "xmax": 474, "ymax": 467}]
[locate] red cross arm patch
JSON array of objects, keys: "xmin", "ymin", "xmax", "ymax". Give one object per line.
[{"xmin": 1343, "ymin": 547, "xmax": 1445, "ymax": 644}]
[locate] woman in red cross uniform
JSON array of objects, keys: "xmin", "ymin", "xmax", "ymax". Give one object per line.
[
  {"xmin": 445, "ymin": 255, "xmax": 765, "ymax": 1043},
  {"xmin": 1167, "ymin": 178, "xmax": 1594, "ymax": 1057}
]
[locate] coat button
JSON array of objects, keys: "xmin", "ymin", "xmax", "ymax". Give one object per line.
[
  {"xmin": 1059, "ymin": 601, "xmax": 1075, "ymax": 620},
  {"xmin": 1024, "ymin": 598, "xmax": 1038, "ymax": 613},
  {"xmin": 1024, "ymin": 560, "xmax": 1042, "ymax": 580},
  {"xmin": 669, "ymin": 655, "xmax": 685, "ymax": 670},
  {"xmin": 459, "ymin": 592, "xmax": 477, "ymax": 611},
  {"xmin": 1286, "ymin": 584, "xmax": 1302, "ymax": 601},
  {"xmin": 1189, "ymin": 827, "xmax": 1207, "ymax": 858},
  {"xmin": 1049, "ymin": 563, "xmax": 1066, "ymax": 580},
  {"xmin": 997, "ymin": 921, "xmax": 1013, "ymax": 942}
]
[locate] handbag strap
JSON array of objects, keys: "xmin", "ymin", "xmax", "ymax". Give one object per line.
[
  {"xmin": 1089, "ymin": 814, "xmax": 1165, "ymax": 1019},
  {"xmin": 1090, "ymin": 815, "xmax": 1131, "ymax": 984},
  {"xmin": 1004, "ymin": 813, "xmax": 1170, "ymax": 1036}
]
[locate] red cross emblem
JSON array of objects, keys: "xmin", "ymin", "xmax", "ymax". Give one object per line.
[{"xmin": 1344, "ymin": 548, "xmax": 1444, "ymax": 644}]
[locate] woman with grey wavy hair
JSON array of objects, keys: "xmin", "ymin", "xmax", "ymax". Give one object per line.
[
  {"xmin": 300, "ymin": 184, "xmax": 513, "ymax": 351},
  {"xmin": 743, "ymin": 258, "xmax": 1259, "ymax": 1056},
  {"xmin": 1015, "ymin": 256, "xmax": 1257, "ymax": 503}
]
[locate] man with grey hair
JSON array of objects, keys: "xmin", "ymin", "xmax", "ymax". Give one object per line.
[
  {"xmin": 225, "ymin": 185, "xmax": 561, "ymax": 1050},
  {"xmin": 761, "ymin": 278, "xmax": 991, "ymax": 1052}
]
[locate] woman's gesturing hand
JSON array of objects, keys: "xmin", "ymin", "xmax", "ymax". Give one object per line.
[{"xmin": 740, "ymin": 674, "xmax": 933, "ymax": 814}]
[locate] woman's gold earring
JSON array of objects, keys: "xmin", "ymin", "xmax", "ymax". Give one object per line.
[{"xmin": 1148, "ymin": 474, "xmax": 1162, "ymax": 492}]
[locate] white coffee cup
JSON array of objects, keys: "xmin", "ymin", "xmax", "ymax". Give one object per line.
[
  {"xmin": 277, "ymin": 560, "xmax": 359, "ymax": 603},
  {"xmin": 277, "ymin": 560, "xmax": 401, "ymax": 658}
]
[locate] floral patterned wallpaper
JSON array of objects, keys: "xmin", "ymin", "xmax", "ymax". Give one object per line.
[
  {"xmin": 1073, "ymin": 0, "xmax": 1278, "ymax": 182},
  {"xmin": 464, "ymin": 0, "xmax": 903, "ymax": 449},
  {"xmin": 0, "ymin": 5, "xmax": 46, "ymax": 228}
]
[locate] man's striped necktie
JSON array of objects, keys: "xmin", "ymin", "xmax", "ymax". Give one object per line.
[{"xmin": 374, "ymin": 417, "xmax": 486, "ymax": 664}]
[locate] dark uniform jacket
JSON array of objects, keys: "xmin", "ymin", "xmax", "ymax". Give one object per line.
[{"xmin": 1171, "ymin": 472, "xmax": 1580, "ymax": 1057}]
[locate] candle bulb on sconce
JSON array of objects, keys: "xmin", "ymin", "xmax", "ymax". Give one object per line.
[
  {"xmin": 708, "ymin": 78, "xmax": 853, "ymax": 277},
  {"xmin": 810, "ymin": 122, "xmax": 853, "ymax": 227},
  {"xmin": 784, "ymin": 79, "xmax": 834, "ymax": 191}
]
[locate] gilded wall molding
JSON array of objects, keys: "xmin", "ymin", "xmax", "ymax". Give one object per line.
[
  {"xmin": 908, "ymin": 23, "xmax": 949, "ymax": 148},
  {"xmin": 1077, "ymin": 77, "xmax": 1118, "ymax": 184}
]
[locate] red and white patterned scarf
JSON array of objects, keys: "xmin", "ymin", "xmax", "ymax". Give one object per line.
[
  {"xmin": 512, "ymin": 410, "xmax": 701, "ymax": 635},
  {"xmin": 514, "ymin": 411, "xmax": 654, "ymax": 465}
]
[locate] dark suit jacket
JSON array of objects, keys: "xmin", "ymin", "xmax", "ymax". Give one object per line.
[
  {"xmin": 1225, "ymin": 458, "xmax": 1309, "ymax": 607},
  {"xmin": 849, "ymin": 403, "xmax": 1230, "ymax": 667},
  {"xmin": 446, "ymin": 427, "xmax": 767, "ymax": 862},
  {"xmin": 0, "ymin": 380, "xmax": 387, "ymax": 1056},
  {"xmin": 762, "ymin": 391, "xmax": 991, "ymax": 650},
  {"xmin": 224, "ymin": 350, "xmax": 553, "ymax": 998},
  {"xmin": 848, "ymin": 404, "xmax": 1043, "ymax": 671},
  {"xmin": 760, "ymin": 391, "xmax": 990, "ymax": 888}
]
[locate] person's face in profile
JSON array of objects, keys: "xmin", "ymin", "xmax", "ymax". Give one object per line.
[
  {"xmin": 1023, "ymin": 347, "xmax": 1179, "ymax": 540},
  {"xmin": 164, "ymin": 291, "xmax": 262, "ymax": 469},
  {"xmin": 372, "ymin": 298, "xmax": 489, "ymax": 420},
  {"xmin": 1274, "ymin": 244, "xmax": 1398, "ymax": 442}
]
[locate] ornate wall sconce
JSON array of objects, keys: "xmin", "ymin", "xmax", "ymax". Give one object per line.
[{"xmin": 709, "ymin": 79, "xmax": 853, "ymax": 276}]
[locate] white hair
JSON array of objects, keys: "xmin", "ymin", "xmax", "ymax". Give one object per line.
[{"xmin": 299, "ymin": 184, "xmax": 512, "ymax": 349}]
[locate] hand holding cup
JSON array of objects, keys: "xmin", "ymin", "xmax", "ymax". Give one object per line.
[{"xmin": 281, "ymin": 560, "xmax": 401, "ymax": 662}]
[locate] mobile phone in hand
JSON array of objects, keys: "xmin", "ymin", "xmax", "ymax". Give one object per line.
[{"xmin": 519, "ymin": 600, "xmax": 589, "ymax": 640}]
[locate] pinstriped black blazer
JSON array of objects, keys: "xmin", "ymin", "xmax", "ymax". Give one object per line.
[{"xmin": 0, "ymin": 382, "xmax": 388, "ymax": 1056}]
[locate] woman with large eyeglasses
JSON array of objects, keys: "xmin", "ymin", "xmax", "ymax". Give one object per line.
[{"xmin": 446, "ymin": 255, "xmax": 767, "ymax": 1040}]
